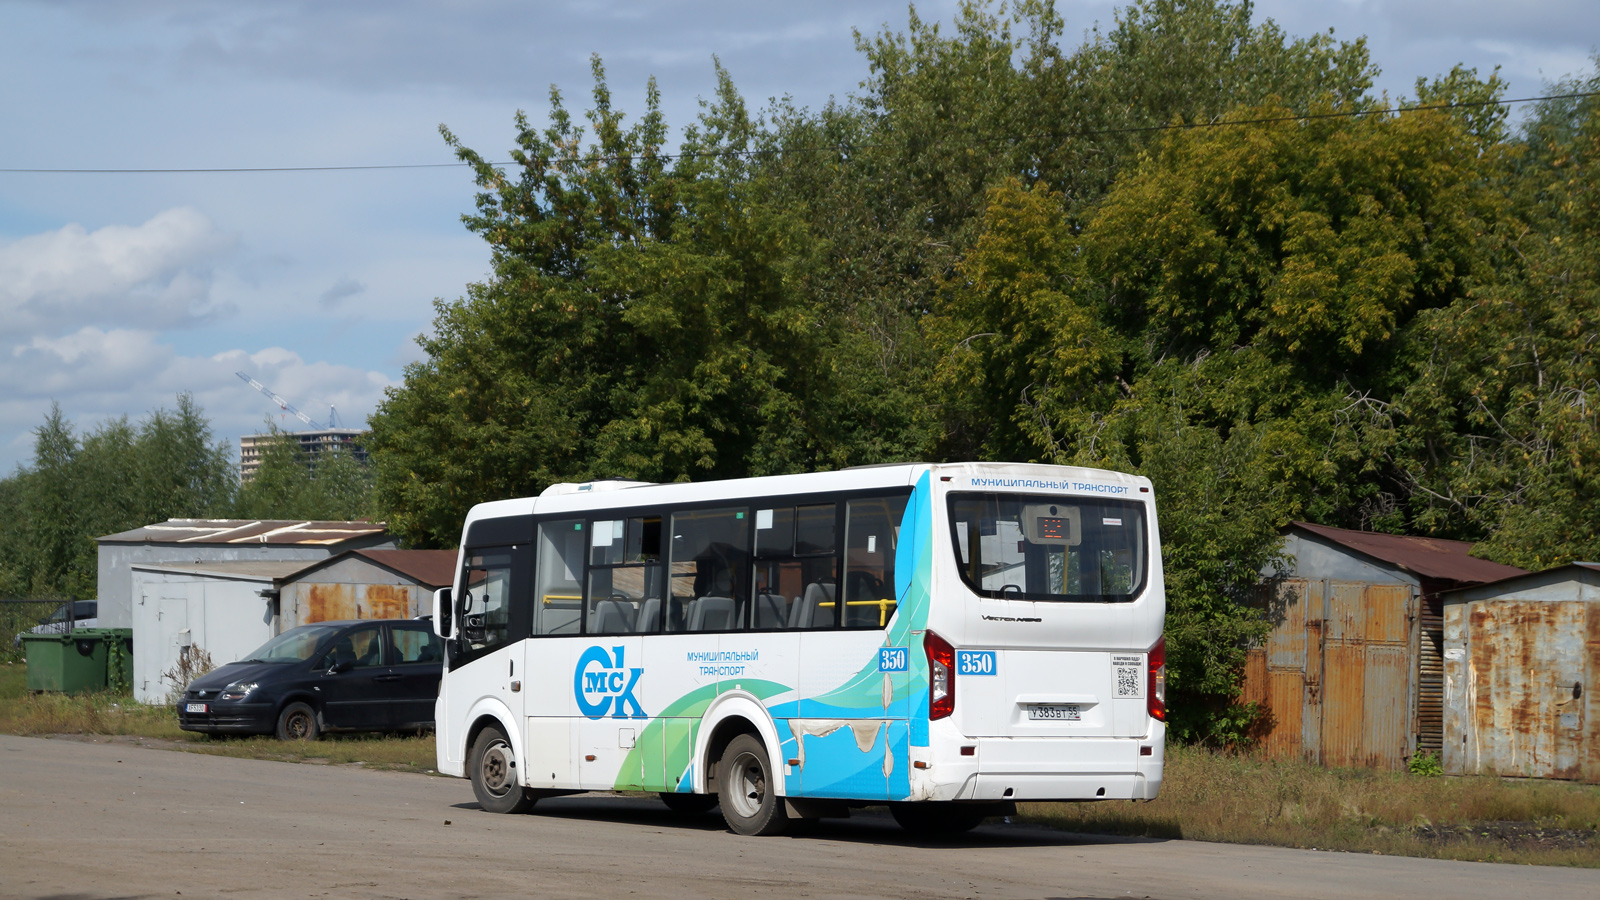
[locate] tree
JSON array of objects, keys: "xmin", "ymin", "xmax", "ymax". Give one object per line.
[
  {"xmin": 924, "ymin": 90, "xmax": 1502, "ymax": 740},
  {"xmin": 1388, "ymin": 63, "xmax": 1600, "ymax": 566},
  {"xmin": 0, "ymin": 395, "xmax": 235, "ymax": 600}
]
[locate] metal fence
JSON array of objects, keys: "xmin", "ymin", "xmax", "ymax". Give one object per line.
[{"xmin": 1, "ymin": 598, "xmax": 77, "ymax": 663}]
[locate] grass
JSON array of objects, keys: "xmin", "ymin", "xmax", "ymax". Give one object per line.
[
  {"xmin": 5, "ymin": 661, "xmax": 1597, "ymax": 863},
  {"xmin": 0, "ymin": 661, "xmax": 437, "ymax": 773},
  {"xmin": 1018, "ymin": 744, "xmax": 1600, "ymax": 866}
]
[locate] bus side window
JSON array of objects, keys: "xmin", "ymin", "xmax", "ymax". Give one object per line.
[
  {"xmin": 535, "ymin": 520, "xmax": 584, "ymax": 636},
  {"xmin": 460, "ymin": 551, "xmax": 515, "ymax": 651},
  {"xmin": 667, "ymin": 507, "xmax": 750, "ymax": 632},
  {"xmin": 842, "ymin": 494, "xmax": 909, "ymax": 628},
  {"xmin": 585, "ymin": 516, "xmax": 664, "ymax": 635},
  {"xmin": 754, "ymin": 503, "xmax": 837, "ymax": 630}
]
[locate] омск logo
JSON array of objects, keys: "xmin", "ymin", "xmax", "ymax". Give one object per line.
[{"xmin": 574, "ymin": 645, "xmax": 646, "ymax": 719}]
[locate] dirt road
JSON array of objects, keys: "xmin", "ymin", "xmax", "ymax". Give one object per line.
[{"xmin": 2, "ymin": 734, "xmax": 1595, "ymax": 900}]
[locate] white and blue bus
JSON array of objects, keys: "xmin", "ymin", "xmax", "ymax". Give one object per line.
[{"xmin": 431, "ymin": 462, "xmax": 1165, "ymax": 835}]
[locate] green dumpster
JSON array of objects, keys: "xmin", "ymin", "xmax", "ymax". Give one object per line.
[
  {"xmin": 20, "ymin": 628, "xmax": 132, "ymax": 694},
  {"xmin": 76, "ymin": 628, "xmax": 134, "ymax": 692}
]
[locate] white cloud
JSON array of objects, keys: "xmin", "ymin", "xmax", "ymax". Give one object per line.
[
  {"xmin": 0, "ymin": 328, "xmax": 394, "ymax": 472},
  {"xmin": 0, "ymin": 208, "xmax": 236, "ymax": 339}
]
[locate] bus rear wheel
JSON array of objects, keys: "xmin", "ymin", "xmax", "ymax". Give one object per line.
[
  {"xmin": 659, "ymin": 792, "xmax": 719, "ymax": 814},
  {"xmin": 717, "ymin": 734, "xmax": 789, "ymax": 836},
  {"xmin": 470, "ymin": 725, "xmax": 537, "ymax": 814},
  {"xmin": 889, "ymin": 802, "xmax": 996, "ymax": 836}
]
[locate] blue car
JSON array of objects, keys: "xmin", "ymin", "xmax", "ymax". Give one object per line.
[{"xmin": 177, "ymin": 620, "xmax": 443, "ymax": 740}]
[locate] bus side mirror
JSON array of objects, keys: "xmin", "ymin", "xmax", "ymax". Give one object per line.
[{"xmin": 433, "ymin": 587, "xmax": 454, "ymax": 640}]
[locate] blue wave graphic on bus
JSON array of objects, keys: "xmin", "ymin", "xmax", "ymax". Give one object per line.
[
  {"xmin": 574, "ymin": 645, "xmax": 647, "ymax": 719},
  {"xmin": 609, "ymin": 472, "xmax": 937, "ymax": 800},
  {"xmin": 765, "ymin": 470, "xmax": 935, "ymax": 801}
]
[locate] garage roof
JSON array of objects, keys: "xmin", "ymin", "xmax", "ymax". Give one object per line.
[
  {"xmin": 345, "ymin": 549, "xmax": 458, "ymax": 589},
  {"xmin": 129, "ymin": 560, "xmax": 323, "ymax": 582},
  {"xmin": 100, "ymin": 519, "xmax": 387, "ymax": 546},
  {"xmin": 1291, "ymin": 521, "xmax": 1526, "ymax": 584}
]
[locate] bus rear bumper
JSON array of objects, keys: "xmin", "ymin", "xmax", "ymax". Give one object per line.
[{"xmin": 921, "ymin": 729, "xmax": 1165, "ymax": 802}]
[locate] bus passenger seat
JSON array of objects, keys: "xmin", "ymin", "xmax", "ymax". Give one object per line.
[
  {"xmin": 637, "ymin": 597, "xmax": 661, "ymax": 633},
  {"xmin": 686, "ymin": 596, "xmax": 736, "ymax": 631},
  {"xmin": 788, "ymin": 582, "xmax": 836, "ymax": 629},
  {"xmin": 754, "ymin": 593, "xmax": 788, "ymax": 629},
  {"xmin": 592, "ymin": 599, "xmax": 635, "ymax": 634}
]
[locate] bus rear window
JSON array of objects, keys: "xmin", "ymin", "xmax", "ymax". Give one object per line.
[{"xmin": 947, "ymin": 493, "xmax": 1147, "ymax": 602}]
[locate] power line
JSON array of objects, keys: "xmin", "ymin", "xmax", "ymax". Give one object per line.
[{"xmin": 2, "ymin": 90, "xmax": 1594, "ymax": 175}]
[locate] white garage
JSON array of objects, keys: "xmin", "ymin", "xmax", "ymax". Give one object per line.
[{"xmin": 130, "ymin": 560, "xmax": 317, "ymax": 704}]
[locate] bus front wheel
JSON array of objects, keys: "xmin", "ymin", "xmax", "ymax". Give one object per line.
[
  {"xmin": 470, "ymin": 725, "xmax": 537, "ymax": 814},
  {"xmin": 717, "ymin": 734, "xmax": 789, "ymax": 836}
]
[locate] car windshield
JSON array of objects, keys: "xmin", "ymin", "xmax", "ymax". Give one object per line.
[{"xmin": 239, "ymin": 624, "xmax": 346, "ymax": 663}]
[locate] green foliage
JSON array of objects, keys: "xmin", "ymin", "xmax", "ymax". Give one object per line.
[
  {"xmin": 370, "ymin": 57, "xmax": 931, "ymax": 547},
  {"xmin": 926, "ymin": 93, "xmax": 1502, "ymax": 732},
  {"xmin": 1386, "ymin": 61, "xmax": 1600, "ymax": 567},
  {"xmin": 105, "ymin": 638, "xmax": 131, "ymax": 695},
  {"xmin": 1409, "ymin": 750, "xmax": 1444, "ymax": 777},
  {"xmin": 0, "ymin": 395, "xmax": 235, "ymax": 601}
]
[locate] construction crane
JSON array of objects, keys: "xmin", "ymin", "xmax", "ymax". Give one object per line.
[{"xmin": 236, "ymin": 372, "xmax": 327, "ymax": 430}]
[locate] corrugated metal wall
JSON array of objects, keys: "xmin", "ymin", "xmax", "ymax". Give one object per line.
[
  {"xmin": 280, "ymin": 582, "xmax": 425, "ymax": 627},
  {"xmin": 1443, "ymin": 599, "xmax": 1598, "ymax": 782},
  {"xmin": 1416, "ymin": 597, "xmax": 1445, "ymax": 756},
  {"xmin": 1244, "ymin": 579, "xmax": 1419, "ymax": 769}
]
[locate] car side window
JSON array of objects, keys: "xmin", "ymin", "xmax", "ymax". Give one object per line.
[
  {"xmin": 392, "ymin": 626, "xmax": 443, "ymax": 664},
  {"xmin": 322, "ymin": 627, "xmax": 383, "ymax": 669}
]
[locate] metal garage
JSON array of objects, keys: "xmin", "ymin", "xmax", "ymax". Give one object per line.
[
  {"xmin": 1242, "ymin": 522, "xmax": 1524, "ymax": 769},
  {"xmin": 1441, "ymin": 563, "xmax": 1600, "ymax": 782}
]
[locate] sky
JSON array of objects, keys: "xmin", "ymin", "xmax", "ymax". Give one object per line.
[{"xmin": 1, "ymin": 0, "xmax": 1594, "ymax": 475}]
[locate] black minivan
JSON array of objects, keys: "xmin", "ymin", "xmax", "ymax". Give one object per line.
[{"xmin": 177, "ymin": 619, "xmax": 443, "ymax": 740}]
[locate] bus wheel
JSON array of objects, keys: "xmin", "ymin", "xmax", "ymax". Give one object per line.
[
  {"xmin": 470, "ymin": 725, "xmax": 537, "ymax": 814},
  {"xmin": 659, "ymin": 792, "xmax": 718, "ymax": 815},
  {"xmin": 717, "ymin": 734, "xmax": 789, "ymax": 836},
  {"xmin": 889, "ymin": 802, "xmax": 995, "ymax": 836}
]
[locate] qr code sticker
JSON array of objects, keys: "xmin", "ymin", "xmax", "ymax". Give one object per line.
[{"xmin": 1112, "ymin": 654, "xmax": 1143, "ymax": 699}]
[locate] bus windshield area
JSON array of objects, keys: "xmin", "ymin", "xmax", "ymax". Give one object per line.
[{"xmin": 947, "ymin": 493, "xmax": 1147, "ymax": 602}]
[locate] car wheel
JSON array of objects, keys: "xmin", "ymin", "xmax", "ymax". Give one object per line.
[
  {"xmin": 275, "ymin": 702, "xmax": 320, "ymax": 741},
  {"xmin": 717, "ymin": 734, "xmax": 789, "ymax": 836},
  {"xmin": 889, "ymin": 801, "xmax": 996, "ymax": 836},
  {"xmin": 659, "ymin": 792, "xmax": 719, "ymax": 814},
  {"xmin": 470, "ymin": 725, "xmax": 537, "ymax": 814}
]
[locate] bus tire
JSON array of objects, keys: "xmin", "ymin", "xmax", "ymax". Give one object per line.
[
  {"xmin": 889, "ymin": 801, "xmax": 995, "ymax": 836},
  {"xmin": 470, "ymin": 725, "xmax": 537, "ymax": 814},
  {"xmin": 717, "ymin": 734, "xmax": 789, "ymax": 836},
  {"xmin": 659, "ymin": 792, "xmax": 718, "ymax": 815}
]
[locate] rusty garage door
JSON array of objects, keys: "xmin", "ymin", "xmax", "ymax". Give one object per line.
[
  {"xmin": 1245, "ymin": 579, "xmax": 1419, "ymax": 769},
  {"xmin": 1444, "ymin": 600, "xmax": 1597, "ymax": 781}
]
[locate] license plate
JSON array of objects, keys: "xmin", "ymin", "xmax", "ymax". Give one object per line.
[
  {"xmin": 1028, "ymin": 704, "xmax": 1080, "ymax": 721},
  {"xmin": 185, "ymin": 702, "xmax": 207, "ymax": 714}
]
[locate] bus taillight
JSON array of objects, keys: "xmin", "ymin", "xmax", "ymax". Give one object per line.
[
  {"xmin": 1148, "ymin": 637, "xmax": 1167, "ymax": 722},
  {"xmin": 926, "ymin": 631, "xmax": 955, "ymax": 720}
]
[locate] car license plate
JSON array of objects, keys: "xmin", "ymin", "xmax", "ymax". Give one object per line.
[
  {"xmin": 185, "ymin": 702, "xmax": 207, "ymax": 714},
  {"xmin": 1028, "ymin": 704, "xmax": 1080, "ymax": 721}
]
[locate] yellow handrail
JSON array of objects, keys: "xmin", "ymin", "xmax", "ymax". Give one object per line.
[{"xmin": 817, "ymin": 598, "xmax": 898, "ymax": 626}]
